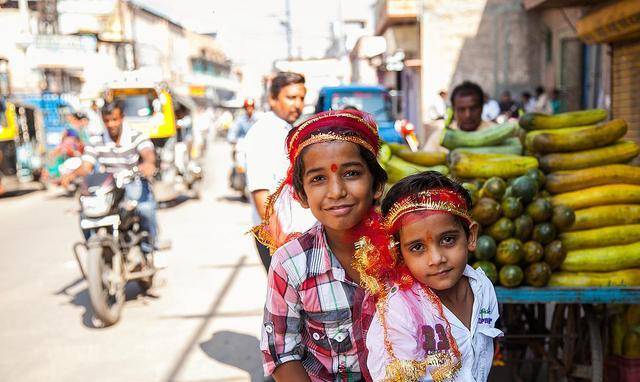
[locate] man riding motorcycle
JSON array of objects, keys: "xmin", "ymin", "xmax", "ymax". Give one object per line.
[
  {"xmin": 61, "ymin": 100, "xmax": 159, "ymax": 252},
  {"xmin": 227, "ymin": 98, "xmax": 257, "ymax": 197},
  {"xmin": 227, "ymin": 98, "xmax": 257, "ymax": 146}
]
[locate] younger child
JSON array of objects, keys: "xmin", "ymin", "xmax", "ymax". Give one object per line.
[
  {"xmin": 359, "ymin": 172, "xmax": 502, "ymax": 382},
  {"xmin": 256, "ymin": 110, "xmax": 388, "ymax": 381}
]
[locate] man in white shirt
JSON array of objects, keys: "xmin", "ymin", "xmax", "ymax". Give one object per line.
[
  {"xmin": 482, "ymin": 92, "xmax": 501, "ymax": 121},
  {"xmin": 244, "ymin": 72, "xmax": 316, "ymax": 270},
  {"xmin": 534, "ymin": 86, "xmax": 553, "ymax": 114}
]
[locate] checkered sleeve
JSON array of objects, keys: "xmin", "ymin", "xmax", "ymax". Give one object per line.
[{"xmin": 261, "ymin": 246, "xmax": 305, "ymax": 375}]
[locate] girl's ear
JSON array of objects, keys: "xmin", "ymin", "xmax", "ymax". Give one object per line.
[{"xmin": 467, "ymin": 222, "xmax": 479, "ymax": 252}]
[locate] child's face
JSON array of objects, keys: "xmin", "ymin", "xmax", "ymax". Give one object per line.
[
  {"xmin": 398, "ymin": 212, "xmax": 478, "ymax": 291},
  {"xmin": 298, "ymin": 141, "xmax": 382, "ymax": 233}
]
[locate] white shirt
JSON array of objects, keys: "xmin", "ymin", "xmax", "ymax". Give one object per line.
[
  {"xmin": 482, "ymin": 99, "xmax": 501, "ymax": 121},
  {"xmin": 366, "ymin": 265, "xmax": 502, "ymax": 382},
  {"xmin": 244, "ymin": 111, "xmax": 316, "ymax": 231}
]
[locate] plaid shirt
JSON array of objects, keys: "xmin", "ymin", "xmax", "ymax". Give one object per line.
[{"xmin": 261, "ymin": 223, "xmax": 374, "ymax": 381}]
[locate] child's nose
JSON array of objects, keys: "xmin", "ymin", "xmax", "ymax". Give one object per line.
[
  {"xmin": 327, "ymin": 177, "xmax": 347, "ymax": 199},
  {"xmin": 427, "ymin": 249, "xmax": 447, "ymax": 266}
]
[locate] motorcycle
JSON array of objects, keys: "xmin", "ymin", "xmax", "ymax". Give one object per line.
[
  {"xmin": 228, "ymin": 137, "xmax": 248, "ymax": 199},
  {"xmin": 73, "ymin": 168, "xmax": 156, "ymax": 326}
]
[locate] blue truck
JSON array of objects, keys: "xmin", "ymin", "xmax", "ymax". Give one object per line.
[{"xmin": 314, "ymin": 85, "xmax": 417, "ymax": 149}]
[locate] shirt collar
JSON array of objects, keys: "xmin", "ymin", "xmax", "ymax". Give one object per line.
[
  {"xmin": 266, "ymin": 111, "xmax": 293, "ymax": 131},
  {"xmin": 463, "ymin": 264, "xmax": 483, "ymax": 297},
  {"xmin": 102, "ymin": 125, "xmax": 133, "ymax": 146},
  {"xmin": 307, "ymin": 223, "xmax": 348, "ymax": 281}
]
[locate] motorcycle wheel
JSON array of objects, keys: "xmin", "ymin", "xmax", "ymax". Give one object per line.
[{"xmin": 87, "ymin": 230, "xmax": 125, "ymax": 326}]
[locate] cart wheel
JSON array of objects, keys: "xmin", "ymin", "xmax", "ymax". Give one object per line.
[
  {"xmin": 549, "ymin": 304, "xmax": 604, "ymax": 382},
  {"xmin": 585, "ymin": 307, "xmax": 603, "ymax": 382},
  {"xmin": 549, "ymin": 304, "xmax": 566, "ymax": 382}
]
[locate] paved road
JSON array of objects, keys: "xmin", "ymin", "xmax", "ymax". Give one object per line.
[{"xmin": 0, "ymin": 140, "xmax": 268, "ymax": 382}]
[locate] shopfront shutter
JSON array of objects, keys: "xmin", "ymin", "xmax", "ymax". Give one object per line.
[{"xmin": 612, "ymin": 40, "xmax": 640, "ymax": 145}]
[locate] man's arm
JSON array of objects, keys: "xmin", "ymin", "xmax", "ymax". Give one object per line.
[
  {"xmin": 138, "ymin": 147, "xmax": 156, "ymax": 179},
  {"xmin": 227, "ymin": 119, "xmax": 241, "ymax": 143},
  {"xmin": 252, "ymin": 189, "xmax": 269, "ymax": 220},
  {"xmin": 272, "ymin": 361, "xmax": 311, "ymax": 382},
  {"xmin": 60, "ymin": 161, "xmax": 93, "ymax": 187}
]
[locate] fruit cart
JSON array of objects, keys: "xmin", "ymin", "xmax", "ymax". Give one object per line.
[{"xmin": 495, "ymin": 286, "xmax": 640, "ymax": 382}]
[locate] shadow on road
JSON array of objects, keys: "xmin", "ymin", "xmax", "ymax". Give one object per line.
[
  {"xmin": 199, "ymin": 330, "xmax": 264, "ymax": 382},
  {"xmin": 56, "ymin": 277, "xmax": 153, "ymax": 329},
  {"xmin": 159, "ymin": 194, "xmax": 194, "ymax": 209},
  {"xmin": 0, "ymin": 188, "xmax": 42, "ymax": 198},
  {"xmin": 217, "ymin": 194, "xmax": 249, "ymax": 204}
]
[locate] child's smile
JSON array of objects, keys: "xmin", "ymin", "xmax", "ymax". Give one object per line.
[{"xmin": 298, "ymin": 141, "xmax": 381, "ymax": 232}]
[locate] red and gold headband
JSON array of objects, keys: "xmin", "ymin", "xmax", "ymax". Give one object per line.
[
  {"xmin": 286, "ymin": 110, "xmax": 380, "ymax": 163},
  {"xmin": 384, "ymin": 189, "xmax": 472, "ymax": 233}
]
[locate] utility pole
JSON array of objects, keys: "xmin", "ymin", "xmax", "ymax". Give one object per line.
[{"xmin": 283, "ymin": 0, "xmax": 293, "ymax": 59}]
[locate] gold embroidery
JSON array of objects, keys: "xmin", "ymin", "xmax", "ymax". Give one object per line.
[
  {"xmin": 375, "ymin": 284, "xmax": 462, "ymax": 382},
  {"xmin": 291, "ymin": 133, "xmax": 376, "ymax": 161},
  {"xmin": 288, "ymin": 111, "xmax": 378, "ymax": 152},
  {"xmin": 384, "ymin": 190, "xmax": 472, "ymax": 230},
  {"xmin": 353, "ymin": 237, "xmax": 387, "ymax": 296}
]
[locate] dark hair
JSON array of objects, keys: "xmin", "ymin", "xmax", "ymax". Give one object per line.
[
  {"xmin": 73, "ymin": 112, "xmax": 88, "ymax": 120},
  {"xmin": 535, "ymin": 86, "xmax": 545, "ymax": 96},
  {"xmin": 270, "ymin": 72, "xmax": 305, "ymax": 99},
  {"xmin": 381, "ymin": 171, "xmax": 472, "ymax": 236},
  {"xmin": 289, "ymin": 126, "xmax": 387, "ymax": 202},
  {"xmin": 521, "ymin": 91, "xmax": 532, "ymax": 99},
  {"xmin": 101, "ymin": 99, "xmax": 124, "ymax": 116},
  {"xmin": 450, "ymin": 81, "xmax": 484, "ymax": 108}
]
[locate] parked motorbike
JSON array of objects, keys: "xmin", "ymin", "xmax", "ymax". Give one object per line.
[{"xmin": 73, "ymin": 168, "xmax": 156, "ymax": 326}]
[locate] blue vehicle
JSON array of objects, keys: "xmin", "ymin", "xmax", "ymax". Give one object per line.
[{"xmin": 315, "ymin": 85, "xmax": 418, "ymax": 149}]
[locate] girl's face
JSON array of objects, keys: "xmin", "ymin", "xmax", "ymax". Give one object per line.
[
  {"xmin": 298, "ymin": 141, "xmax": 382, "ymax": 233},
  {"xmin": 398, "ymin": 212, "xmax": 478, "ymax": 291}
]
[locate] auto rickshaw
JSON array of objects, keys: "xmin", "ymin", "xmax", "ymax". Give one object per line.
[
  {"xmin": 0, "ymin": 99, "xmax": 46, "ymax": 195},
  {"xmin": 105, "ymin": 79, "xmax": 202, "ymax": 201}
]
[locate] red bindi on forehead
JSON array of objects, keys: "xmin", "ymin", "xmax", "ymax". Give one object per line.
[{"xmin": 331, "ymin": 163, "xmax": 338, "ymax": 173}]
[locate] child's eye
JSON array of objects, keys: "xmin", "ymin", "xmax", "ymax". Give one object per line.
[
  {"xmin": 344, "ymin": 170, "xmax": 361, "ymax": 178},
  {"xmin": 310, "ymin": 175, "xmax": 325, "ymax": 183},
  {"xmin": 441, "ymin": 235, "xmax": 457, "ymax": 247},
  {"xmin": 409, "ymin": 243, "xmax": 425, "ymax": 252}
]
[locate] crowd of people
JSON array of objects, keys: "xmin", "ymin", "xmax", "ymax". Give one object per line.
[
  {"xmin": 235, "ymin": 72, "xmax": 503, "ymax": 382},
  {"xmin": 427, "ymin": 84, "xmax": 564, "ymax": 125}
]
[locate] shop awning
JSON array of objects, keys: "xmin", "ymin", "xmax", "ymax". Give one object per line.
[{"xmin": 576, "ymin": 0, "xmax": 640, "ymax": 44}]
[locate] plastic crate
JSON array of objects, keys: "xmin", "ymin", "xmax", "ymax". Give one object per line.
[{"xmin": 605, "ymin": 356, "xmax": 640, "ymax": 382}]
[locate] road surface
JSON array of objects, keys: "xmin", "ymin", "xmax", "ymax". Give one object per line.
[{"xmin": 0, "ymin": 140, "xmax": 268, "ymax": 382}]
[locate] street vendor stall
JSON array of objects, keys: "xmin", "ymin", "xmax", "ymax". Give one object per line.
[
  {"xmin": 496, "ymin": 287, "xmax": 640, "ymax": 382},
  {"xmin": 380, "ymin": 108, "xmax": 640, "ymax": 381}
]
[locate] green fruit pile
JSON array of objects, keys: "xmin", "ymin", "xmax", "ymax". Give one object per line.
[{"xmin": 469, "ymin": 169, "xmax": 575, "ymax": 288}]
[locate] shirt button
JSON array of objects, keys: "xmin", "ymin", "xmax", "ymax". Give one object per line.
[
  {"xmin": 265, "ymin": 324, "xmax": 273, "ymax": 334},
  {"xmin": 335, "ymin": 333, "xmax": 346, "ymax": 342},
  {"xmin": 312, "ymin": 332, "xmax": 321, "ymax": 341}
]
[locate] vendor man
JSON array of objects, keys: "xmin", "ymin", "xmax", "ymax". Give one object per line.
[{"xmin": 423, "ymin": 80, "xmax": 495, "ymax": 152}]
